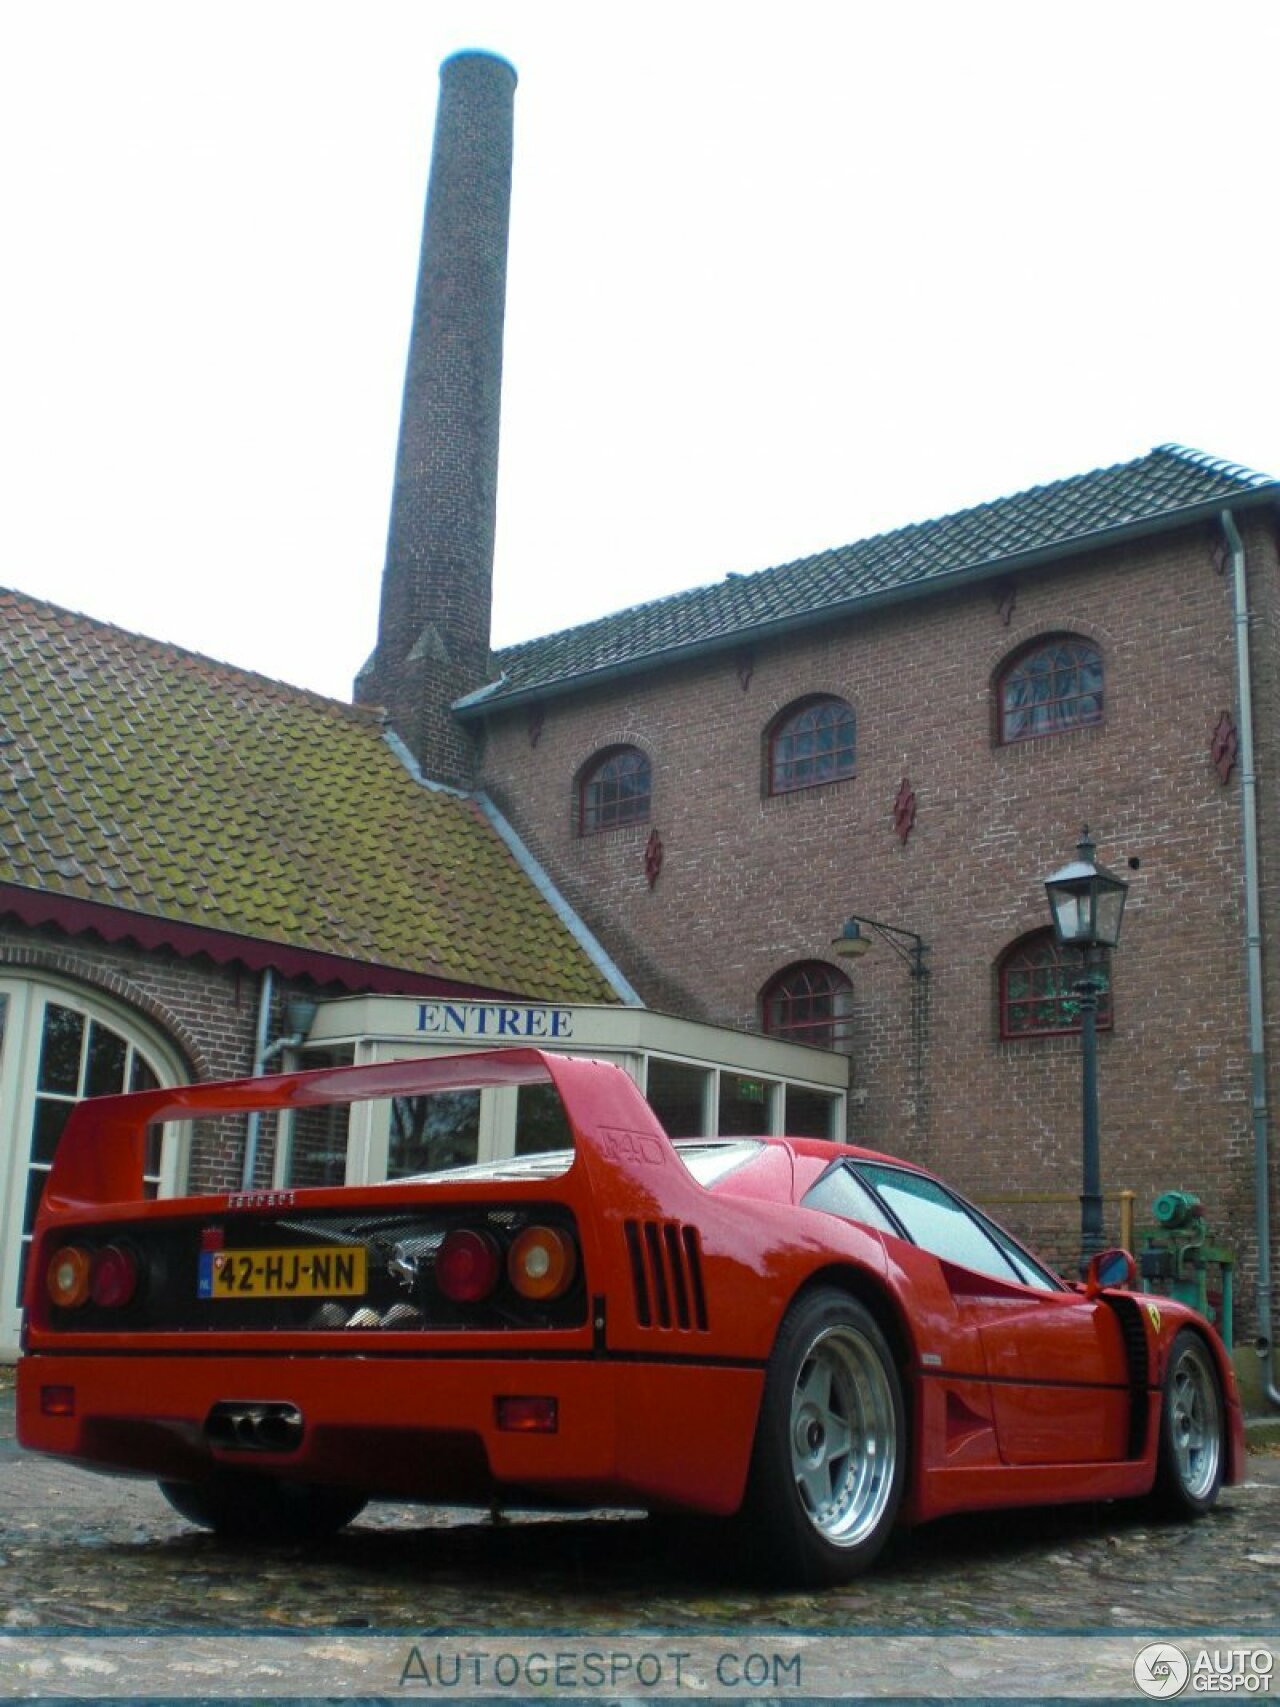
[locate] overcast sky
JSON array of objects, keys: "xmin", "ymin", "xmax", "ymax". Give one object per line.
[{"xmin": 2, "ymin": 1, "xmax": 1277, "ymax": 702}]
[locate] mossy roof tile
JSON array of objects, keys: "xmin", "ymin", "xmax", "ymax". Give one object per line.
[{"xmin": 0, "ymin": 590, "xmax": 614, "ymax": 1004}]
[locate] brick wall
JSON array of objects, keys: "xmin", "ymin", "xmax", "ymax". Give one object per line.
[
  {"xmin": 477, "ymin": 517, "xmax": 1280, "ymax": 1306},
  {"xmin": 0, "ymin": 923, "xmax": 315, "ymax": 1193}
]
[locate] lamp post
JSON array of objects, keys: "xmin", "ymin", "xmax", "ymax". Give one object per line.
[{"xmin": 1044, "ymin": 827, "xmax": 1129, "ymax": 1266}]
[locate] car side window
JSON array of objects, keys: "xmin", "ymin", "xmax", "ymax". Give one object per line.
[
  {"xmin": 981, "ymin": 1217, "xmax": 1063, "ymax": 1289},
  {"xmin": 856, "ymin": 1164, "xmax": 1038, "ymax": 1287},
  {"xmin": 801, "ymin": 1162, "xmax": 898, "ymax": 1233}
]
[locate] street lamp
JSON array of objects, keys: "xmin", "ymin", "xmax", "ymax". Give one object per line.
[{"xmin": 1044, "ymin": 826, "xmax": 1129, "ymax": 1267}]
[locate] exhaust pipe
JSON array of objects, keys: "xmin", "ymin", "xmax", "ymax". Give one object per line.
[{"xmin": 205, "ymin": 1401, "xmax": 304, "ymax": 1453}]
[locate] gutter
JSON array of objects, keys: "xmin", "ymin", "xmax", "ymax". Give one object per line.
[
  {"xmin": 241, "ymin": 968, "xmax": 275, "ymax": 1190},
  {"xmin": 1221, "ymin": 508, "xmax": 1280, "ymax": 1409},
  {"xmin": 457, "ymin": 486, "xmax": 1280, "ymax": 721}
]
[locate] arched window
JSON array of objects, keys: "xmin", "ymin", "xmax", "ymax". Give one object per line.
[
  {"xmin": 997, "ymin": 635, "xmax": 1103, "ymax": 744},
  {"xmin": 767, "ymin": 697, "xmax": 856, "ymax": 796},
  {"xmin": 577, "ymin": 745, "xmax": 651, "ymax": 835},
  {"xmin": 761, "ymin": 962, "xmax": 853, "ymax": 1050},
  {"xmin": 998, "ymin": 930, "xmax": 1113, "ymax": 1040}
]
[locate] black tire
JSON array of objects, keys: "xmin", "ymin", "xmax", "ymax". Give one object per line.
[
  {"xmin": 159, "ymin": 1471, "xmax": 367, "ymax": 1541},
  {"xmin": 737, "ymin": 1287, "xmax": 906, "ymax": 1586},
  {"xmin": 1150, "ymin": 1329, "xmax": 1224, "ymax": 1518}
]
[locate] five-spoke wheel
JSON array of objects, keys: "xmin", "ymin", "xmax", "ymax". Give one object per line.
[
  {"xmin": 739, "ymin": 1288, "xmax": 905, "ymax": 1584},
  {"xmin": 1152, "ymin": 1329, "xmax": 1224, "ymax": 1517}
]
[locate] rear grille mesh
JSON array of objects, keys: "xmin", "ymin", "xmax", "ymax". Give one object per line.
[{"xmin": 624, "ymin": 1220, "xmax": 707, "ymax": 1330}]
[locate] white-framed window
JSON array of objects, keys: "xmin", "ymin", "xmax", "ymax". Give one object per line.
[{"xmin": 0, "ymin": 976, "xmax": 187, "ymax": 1354}]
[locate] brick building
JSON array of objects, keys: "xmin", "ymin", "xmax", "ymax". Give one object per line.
[
  {"xmin": 387, "ymin": 445, "xmax": 1280, "ymax": 1347},
  {"xmin": 342, "ymin": 64, "xmax": 1280, "ymax": 1349}
]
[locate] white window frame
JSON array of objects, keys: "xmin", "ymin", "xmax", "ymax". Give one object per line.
[{"xmin": 0, "ymin": 975, "xmax": 188, "ymax": 1357}]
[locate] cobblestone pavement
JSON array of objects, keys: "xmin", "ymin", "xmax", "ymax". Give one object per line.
[{"xmin": 2, "ymin": 1372, "xmax": 1278, "ymax": 1639}]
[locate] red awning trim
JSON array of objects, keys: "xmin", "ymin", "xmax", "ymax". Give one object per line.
[{"xmin": 0, "ymin": 882, "xmax": 523, "ymax": 1000}]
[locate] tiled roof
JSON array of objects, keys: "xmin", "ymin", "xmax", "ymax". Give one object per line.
[
  {"xmin": 473, "ymin": 445, "xmax": 1277, "ymax": 709},
  {"xmin": 0, "ymin": 590, "xmax": 615, "ymax": 1003}
]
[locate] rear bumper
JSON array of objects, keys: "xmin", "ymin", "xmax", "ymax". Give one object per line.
[{"xmin": 17, "ymin": 1351, "xmax": 765, "ymax": 1517}]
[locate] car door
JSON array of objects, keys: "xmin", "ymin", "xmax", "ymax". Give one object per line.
[{"xmin": 856, "ymin": 1164, "xmax": 1131, "ymax": 1466}]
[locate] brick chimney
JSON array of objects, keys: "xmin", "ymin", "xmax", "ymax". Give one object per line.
[{"xmin": 356, "ymin": 51, "xmax": 516, "ymax": 787}]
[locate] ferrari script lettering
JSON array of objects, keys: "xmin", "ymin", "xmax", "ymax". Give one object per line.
[{"xmin": 225, "ymin": 1190, "xmax": 296, "ymax": 1211}]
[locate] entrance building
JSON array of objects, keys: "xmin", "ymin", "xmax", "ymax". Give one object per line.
[{"xmin": 270, "ymin": 998, "xmax": 850, "ymax": 1190}]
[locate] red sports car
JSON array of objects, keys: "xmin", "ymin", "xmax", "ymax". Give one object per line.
[{"xmin": 17, "ymin": 1049, "xmax": 1244, "ymax": 1585}]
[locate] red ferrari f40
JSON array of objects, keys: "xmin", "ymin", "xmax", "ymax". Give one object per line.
[{"xmin": 17, "ymin": 1049, "xmax": 1244, "ymax": 1584}]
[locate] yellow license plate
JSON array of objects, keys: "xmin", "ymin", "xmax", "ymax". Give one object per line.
[{"xmin": 199, "ymin": 1246, "xmax": 367, "ymax": 1299}]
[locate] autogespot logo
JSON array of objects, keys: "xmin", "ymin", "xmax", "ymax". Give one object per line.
[{"xmin": 1135, "ymin": 1643, "xmax": 1191, "ymax": 1698}]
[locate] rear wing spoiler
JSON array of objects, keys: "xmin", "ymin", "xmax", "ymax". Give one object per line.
[{"xmin": 41, "ymin": 1049, "xmax": 681, "ymax": 1215}]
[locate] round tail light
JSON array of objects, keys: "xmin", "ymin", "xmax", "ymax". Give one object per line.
[
  {"xmin": 47, "ymin": 1246, "xmax": 91, "ymax": 1309},
  {"xmin": 508, "ymin": 1226, "xmax": 577, "ymax": 1301},
  {"xmin": 436, "ymin": 1229, "xmax": 502, "ymax": 1303},
  {"xmin": 90, "ymin": 1244, "xmax": 139, "ymax": 1309}
]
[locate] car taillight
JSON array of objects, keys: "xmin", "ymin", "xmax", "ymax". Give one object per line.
[
  {"xmin": 508, "ymin": 1226, "xmax": 577, "ymax": 1301},
  {"xmin": 47, "ymin": 1246, "xmax": 91, "ymax": 1309},
  {"xmin": 436, "ymin": 1229, "xmax": 502, "ymax": 1302},
  {"xmin": 46, "ymin": 1243, "xmax": 141, "ymax": 1310},
  {"xmin": 90, "ymin": 1244, "xmax": 139, "ymax": 1309}
]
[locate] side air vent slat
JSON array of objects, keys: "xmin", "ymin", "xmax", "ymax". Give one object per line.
[
  {"xmin": 663, "ymin": 1224, "xmax": 690, "ymax": 1327},
  {"xmin": 624, "ymin": 1221, "xmax": 651, "ymax": 1326},
  {"xmin": 624, "ymin": 1219, "xmax": 708, "ymax": 1332},
  {"xmin": 681, "ymin": 1224, "xmax": 708, "ymax": 1330},
  {"xmin": 643, "ymin": 1222, "xmax": 671, "ymax": 1326}
]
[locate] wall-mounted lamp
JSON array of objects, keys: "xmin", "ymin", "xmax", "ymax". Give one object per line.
[{"xmin": 832, "ymin": 914, "xmax": 929, "ymax": 978}]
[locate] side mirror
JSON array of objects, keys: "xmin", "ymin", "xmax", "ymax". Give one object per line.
[{"xmin": 1084, "ymin": 1246, "xmax": 1137, "ymax": 1297}]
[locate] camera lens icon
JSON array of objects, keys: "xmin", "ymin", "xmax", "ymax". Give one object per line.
[{"xmin": 1134, "ymin": 1643, "xmax": 1190, "ymax": 1698}]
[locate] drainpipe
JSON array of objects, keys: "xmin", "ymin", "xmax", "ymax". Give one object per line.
[
  {"xmin": 1222, "ymin": 508, "xmax": 1280, "ymax": 1408},
  {"xmin": 240, "ymin": 968, "xmax": 275, "ymax": 1190}
]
